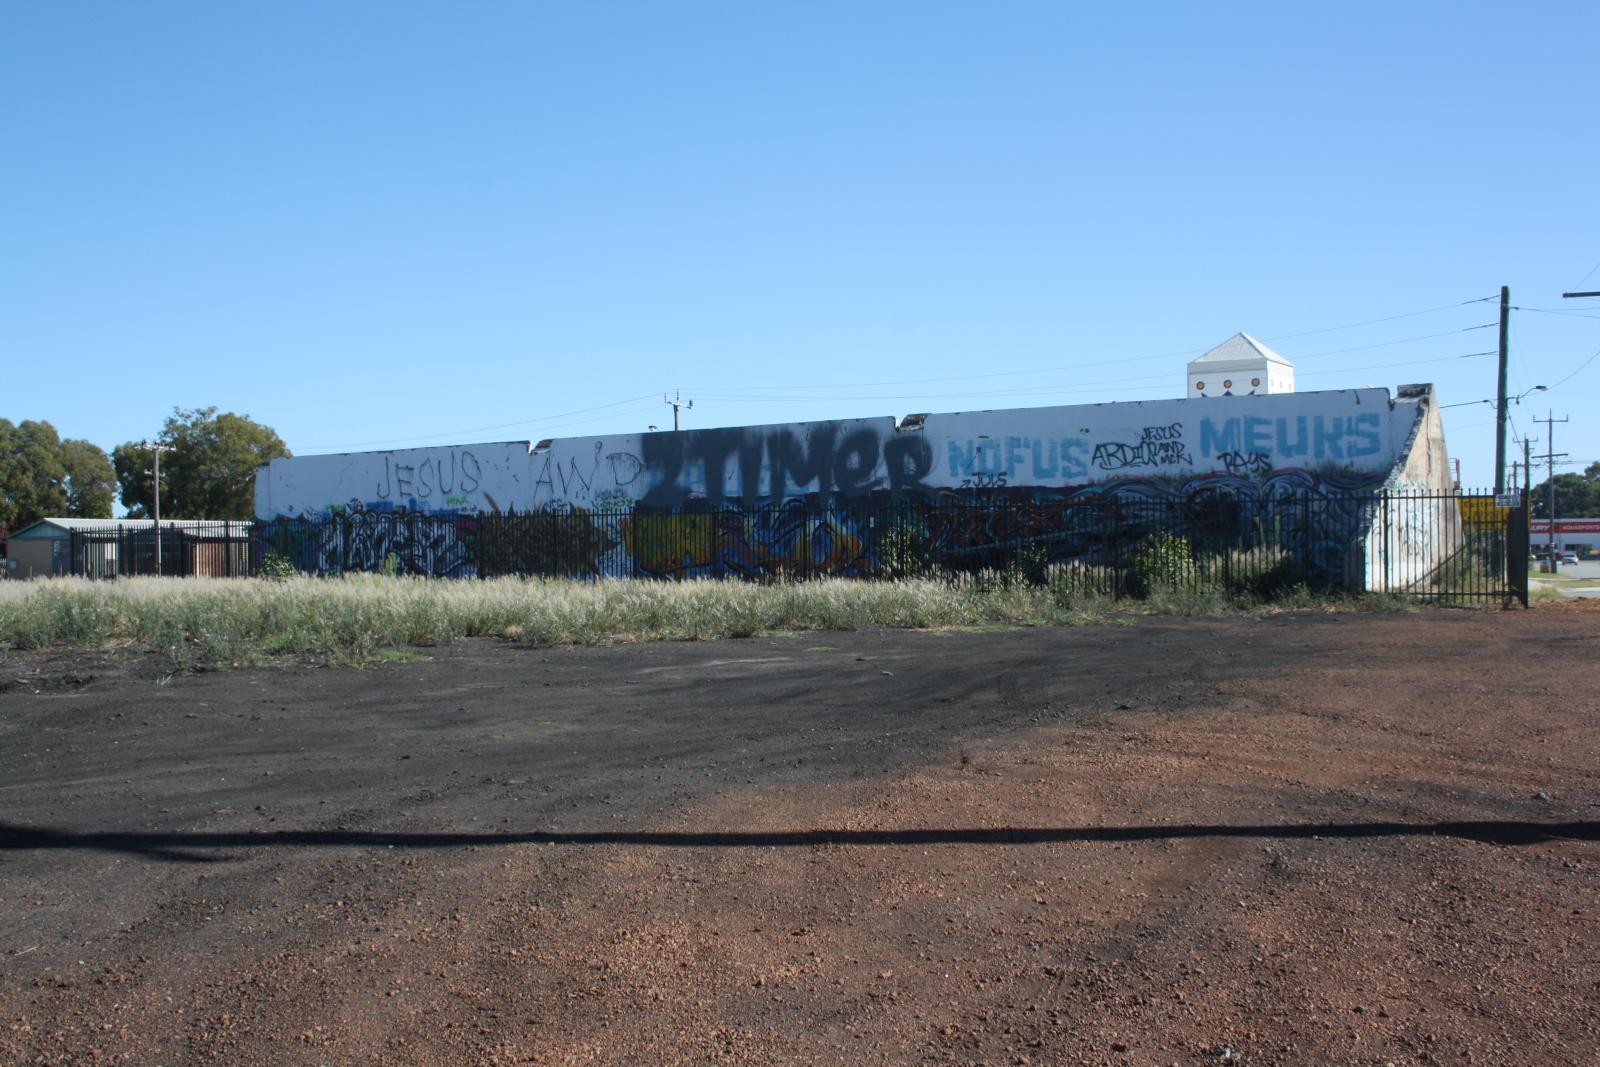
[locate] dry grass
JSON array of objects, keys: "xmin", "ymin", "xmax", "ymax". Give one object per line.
[
  {"xmin": 0, "ymin": 570, "xmax": 1415, "ymax": 671},
  {"xmin": 0, "ymin": 574, "xmax": 1116, "ymax": 668}
]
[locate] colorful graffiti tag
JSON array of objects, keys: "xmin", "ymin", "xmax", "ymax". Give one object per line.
[{"xmin": 254, "ymin": 389, "xmax": 1426, "ymax": 580}]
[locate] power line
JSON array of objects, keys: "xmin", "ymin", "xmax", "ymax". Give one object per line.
[
  {"xmin": 694, "ymin": 349, "xmax": 1496, "ymax": 408},
  {"xmin": 1570, "ymin": 257, "xmax": 1600, "ymax": 291},
  {"xmin": 1294, "ymin": 324, "xmax": 1495, "ymax": 360},
  {"xmin": 1544, "ymin": 344, "xmax": 1600, "ymax": 391},
  {"xmin": 1260, "ymin": 295, "xmax": 1497, "ymax": 341},
  {"xmin": 690, "ymin": 300, "xmax": 1498, "ymax": 395},
  {"xmin": 1515, "ymin": 307, "xmax": 1600, "ymax": 321},
  {"xmin": 696, "ymin": 325, "xmax": 1497, "ymax": 403},
  {"xmin": 305, "ymin": 296, "xmax": 1504, "ymax": 451},
  {"xmin": 299, "ymin": 393, "xmax": 661, "ymax": 451}
]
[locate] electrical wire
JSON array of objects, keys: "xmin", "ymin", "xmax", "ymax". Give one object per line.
[
  {"xmin": 1294, "ymin": 325, "xmax": 1495, "ymax": 360},
  {"xmin": 693, "ymin": 349, "xmax": 1494, "ymax": 408},
  {"xmin": 1514, "ymin": 307, "xmax": 1600, "ymax": 321},
  {"xmin": 1297, "ymin": 351, "xmax": 1493, "ymax": 377},
  {"xmin": 689, "ymin": 300, "xmax": 1499, "ymax": 395},
  {"xmin": 302, "ymin": 296, "xmax": 1507, "ymax": 452},
  {"xmin": 1570, "ymin": 257, "xmax": 1600, "ymax": 291},
  {"xmin": 1544, "ymin": 344, "xmax": 1600, "ymax": 392},
  {"xmin": 299, "ymin": 393, "xmax": 661, "ymax": 451},
  {"xmin": 1260, "ymin": 295, "xmax": 1497, "ymax": 341}
]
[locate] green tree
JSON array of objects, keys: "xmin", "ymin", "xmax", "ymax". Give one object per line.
[
  {"xmin": 58, "ymin": 438, "xmax": 118, "ymax": 518},
  {"xmin": 1531, "ymin": 463, "xmax": 1600, "ymax": 519},
  {"xmin": 0, "ymin": 419, "xmax": 68, "ymax": 530},
  {"xmin": 113, "ymin": 407, "xmax": 291, "ymax": 520}
]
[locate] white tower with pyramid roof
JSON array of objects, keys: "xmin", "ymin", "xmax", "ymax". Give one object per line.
[{"xmin": 1186, "ymin": 333, "xmax": 1294, "ymax": 398}]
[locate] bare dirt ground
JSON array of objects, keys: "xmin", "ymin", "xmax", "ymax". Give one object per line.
[{"xmin": 2, "ymin": 602, "xmax": 1597, "ymax": 1066}]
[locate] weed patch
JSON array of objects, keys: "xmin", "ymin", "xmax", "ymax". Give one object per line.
[{"xmin": 0, "ymin": 573, "xmax": 1425, "ymax": 671}]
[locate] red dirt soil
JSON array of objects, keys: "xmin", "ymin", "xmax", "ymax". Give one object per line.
[{"xmin": 2, "ymin": 602, "xmax": 1597, "ymax": 1065}]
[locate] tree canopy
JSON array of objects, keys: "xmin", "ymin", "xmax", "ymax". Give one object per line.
[
  {"xmin": 113, "ymin": 407, "xmax": 291, "ymax": 520},
  {"xmin": 1530, "ymin": 460, "xmax": 1600, "ymax": 519},
  {"xmin": 0, "ymin": 419, "xmax": 117, "ymax": 531}
]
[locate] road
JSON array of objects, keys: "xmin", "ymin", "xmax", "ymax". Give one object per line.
[{"xmin": 1532, "ymin": 557, "xmax": 1600, "ymax": 596}]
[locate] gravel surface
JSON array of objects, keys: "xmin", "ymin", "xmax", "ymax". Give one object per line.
[{"xmin": 2, "ymin": 603, "xmax": 1597, "ymax": 1065}]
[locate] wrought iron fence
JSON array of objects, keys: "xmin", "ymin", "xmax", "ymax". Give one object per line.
[
  {"xmin": 69, "ymin": 523, "xmax": 254, "ymax": 579},
  {"xmin": 66, "ymin": 490, "xmax": 1527, "ymax": 604}
]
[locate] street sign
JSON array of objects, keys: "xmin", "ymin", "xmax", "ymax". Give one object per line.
[{"xmin": 1494, "ymin": 493, "xmax": 1521, "ymax": 508}]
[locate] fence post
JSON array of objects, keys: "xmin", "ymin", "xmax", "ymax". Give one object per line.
[
  {"xmin": 1510, "ymin": 491, "xmax": 1529, "ymax": 607},
  {"xmin": 1382, "ymin": 494, "xmax": 1392, "ymax": 592},
  {"xmin": 1113, "ymin": 499, "xmax": 1126, "ymax": 601}
]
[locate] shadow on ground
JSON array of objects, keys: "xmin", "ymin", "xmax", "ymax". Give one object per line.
[{"xmin": 2, "ymin": 819, "xmax": 1593, "ymax": 864}]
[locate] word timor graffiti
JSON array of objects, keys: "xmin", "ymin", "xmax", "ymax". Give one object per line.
[{"xmin": 254, "ymin": 388, "xmax": 1436, "ymax": 577}]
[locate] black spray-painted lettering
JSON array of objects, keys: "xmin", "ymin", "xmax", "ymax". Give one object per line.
[{"xmin": 377, "ymin": 449, "xmax": 481, "ymax": 501}]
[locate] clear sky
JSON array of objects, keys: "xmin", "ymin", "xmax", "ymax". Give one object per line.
[{"xmin": 4, "ymin": 1, "xmax": 1597, "ymax": 506}]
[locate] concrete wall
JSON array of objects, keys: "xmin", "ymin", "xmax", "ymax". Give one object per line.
[
  {"xmin": 1354, "ymin": 385, "xmax": 1465, "ymax": 592},
  {"xmin": 530, "ymin": 389, "xmax": 1410, "ymax": 511},
  {"xmin": 255, "ymin": 441, "xmax": 536, "ymax": 519},
  {"xmin": 257, "ymin": 389, "xmax": 1419, "ymax": 520},
  {"xmin": 255, "ymin": 388, "xmax": 1448, "ymax": 584}
]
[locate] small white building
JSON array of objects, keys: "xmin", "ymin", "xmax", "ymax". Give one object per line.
[{"xmin": 1187, "ymin": 332, "xmax": 1295, "ymax": 398}]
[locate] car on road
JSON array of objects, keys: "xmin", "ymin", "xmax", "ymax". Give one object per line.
[{"xmin": 1561, "ymin": 552, "xmax": 1579, "ymax": 565}]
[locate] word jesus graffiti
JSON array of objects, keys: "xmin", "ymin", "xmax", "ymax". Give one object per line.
[
  {"xmin": 1092, "ymin": 423, "xmax": 1192, "ymax": 471},
  {"xmin": 374, "ymin": 448, "xmax": 483, "ymax": 503}
]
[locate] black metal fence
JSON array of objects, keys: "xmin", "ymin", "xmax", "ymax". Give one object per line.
[
  {"xmin": 69, "ymin": 523, "xmax": 253, "ymax": 579},
  {"xmin": 65, "ymin": 490, "xmax": 1527, "ymax": 604}
]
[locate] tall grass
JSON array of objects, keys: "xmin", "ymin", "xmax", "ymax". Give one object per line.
[
  {"xmin": 0, "ymin": 571, "xmax": 1419, "ymax": 670},
  {"xmin": 0, "ymin": 574, "xmax": 1120, "ymax": 668}
]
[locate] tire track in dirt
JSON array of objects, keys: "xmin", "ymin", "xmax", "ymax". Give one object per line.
[{"xmin": 3, "ymin": 604, "xmax": 1598, "ymax": 1064}]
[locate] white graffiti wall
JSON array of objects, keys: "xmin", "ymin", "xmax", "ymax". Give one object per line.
[
  {"xmin": 255, "ymin": 389, "xmax": 1421, "ymax": 519},
  {"xmin": 255, "ymin": 441, "xmax": 536, "ymax": 518}
]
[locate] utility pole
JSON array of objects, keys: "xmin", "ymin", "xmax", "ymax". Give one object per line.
[
  {"xmin": 1523, "ymin": 437, "xmax": 1534, "ymax": 498},
  {"xmin": 663, "ymin": 389, "xmax": 694, "ymax": 432},
  {"xmin": 1536, "ymin": 413, "xmax": 1568, "ymax": 572},
  {"xmin": 1494, "ymin": 285, "xmax": 1510, "ymax": 493},
  {"xmin": 146, "ymin": 441, "xmax": 169, "ymax": 576}
]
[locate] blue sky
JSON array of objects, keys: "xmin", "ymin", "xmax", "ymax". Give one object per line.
[{"xmin": 4, "ymin": 1, "xmax": 1597, "ymax": 503}]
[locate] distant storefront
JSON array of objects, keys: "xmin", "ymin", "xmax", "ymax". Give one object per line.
[{"xmin": 1531, "ymin": 519, "xmax": 1600, "ymax": 557}]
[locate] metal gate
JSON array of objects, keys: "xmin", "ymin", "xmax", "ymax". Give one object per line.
[{"xmin": 1385, "ymin": 491, "xmax": 1527, "ymax": 607}]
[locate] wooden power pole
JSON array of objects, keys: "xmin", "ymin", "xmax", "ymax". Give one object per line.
[
  {"xmin": 1494, "ymin": 286, "xmax": 1510, "ymax": 493},
  {"xmin": 1536, "ymin": 412, "xmax": 1569, "ymax": 572}
]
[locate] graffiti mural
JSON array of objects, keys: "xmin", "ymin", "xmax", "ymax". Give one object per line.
[
  {"xmin": 254, "ymin": 388, "xmax": 1436, "ymax": 579},
  {"xmin": 261, "ymin": 510, "xmax": 478, "ymax": 578},
  {"xmin": 256, "ymin": 441, "xmax": 534, "ymax": 520}
]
